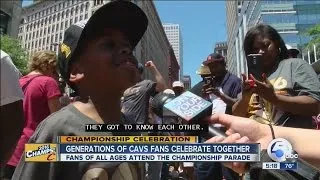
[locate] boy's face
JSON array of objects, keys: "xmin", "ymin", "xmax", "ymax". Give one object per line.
[{"xmin": 73, "ymin": 28, "xmax": 138, "ymax": 95}]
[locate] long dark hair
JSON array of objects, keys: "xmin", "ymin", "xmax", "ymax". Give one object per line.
[{"xmin": 243, "ymin": 24, "xmax": 289, "ymax": 60}]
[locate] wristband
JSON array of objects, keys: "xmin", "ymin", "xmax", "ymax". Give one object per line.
[{"xmin": 268, "ymin": 124, "xmax": 275, "ymax": 139}]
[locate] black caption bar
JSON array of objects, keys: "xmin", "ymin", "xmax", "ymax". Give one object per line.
[{"xmin": 85, "ymin": 124, "xmax": 208, "ymax": 133}]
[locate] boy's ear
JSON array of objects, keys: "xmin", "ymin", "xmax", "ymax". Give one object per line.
[{"xmin": 69, "ymin": 62, "xmax": 84, "ymax": 84}]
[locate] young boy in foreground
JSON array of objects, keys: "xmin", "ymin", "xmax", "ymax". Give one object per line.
[{"xmin": 12, "ymin": 1, "xmax": 148, "ymax": 179}]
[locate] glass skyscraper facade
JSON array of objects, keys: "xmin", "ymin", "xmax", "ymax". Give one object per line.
[{"xmin": 226, "ymin": 0, "xmax": 320, "ymax": 77}]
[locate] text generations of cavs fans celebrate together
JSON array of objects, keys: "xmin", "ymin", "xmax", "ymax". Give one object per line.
[{"xmin": 24, "ymin": 136, "xmax": 261, "ymax": 162}]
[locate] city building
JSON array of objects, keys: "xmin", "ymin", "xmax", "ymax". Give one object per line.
[
  {"xmin": 214, "ymin": 41, "xmax": 228, "ymax": 58},
  {"xmin": 168, "ymin": 46, "xmax": 180, "ymax": 86},
  {"xmin": 163, "ymin": 23, "xmax": 183, "ymax": 79},
  {"xmin": 182, "ymin": 75, "xmax": 191, "ymax": 90},
  {"xmin": 133, "ymin": 0, "xmax": 177, "ymax": 84},
  {"xmin": 226, "ymin": 0, "xmax": 320, "ymax": 77},
  {"xmin": 225, "ymin": 0, "xmax": 243, "ymax": 72},
  {"xmin": 0, "ymin": 0, "xmax": 23, "ymax": 37},
  {"xmin": 18, "ymin": 0, "xmax": 177, "ymax": 86}
]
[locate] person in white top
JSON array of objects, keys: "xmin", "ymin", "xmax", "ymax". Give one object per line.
[
  {"xmin": 0, "ymin": 50, "xmax": 24, "ymax": 166},
  {"xmin": 172, "ymin": 81, "xmax": 185, "ymax": 96}
]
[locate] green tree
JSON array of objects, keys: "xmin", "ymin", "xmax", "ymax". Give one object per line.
[
  {"xmin": 304, "ymin": 24, "xmax": 320, "ymax": 59},
  {"xmin": 1, "ymin": 35, "xmax": 28, "ymax": 75}
]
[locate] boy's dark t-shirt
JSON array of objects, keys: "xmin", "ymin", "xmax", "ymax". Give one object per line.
[
  {"xmin": 121, "ymin": 80, "xmax": 156, "ymax": 124},
  {"xmin": 12, "ymin": 105, "xmax": 142, "ymax": 180}
]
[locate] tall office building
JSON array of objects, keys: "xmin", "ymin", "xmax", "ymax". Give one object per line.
[
  {"xmin": 226, "ymin": 0, "xmax": 320, "ymax": 77},
  {"xmin": 0, "ymin": 0, "xmax": 23, "ymax": 37},
  {"xmin": 18, "ymin": 0, "xmax": 95, "ymax": 55},
  {"xmin": 182, "ymin": 75, "xmax": 191, "ymax": 90},
  {"xmin": 163, "ymin": 23, "xmax": 183, "ymax": 79},
  {"xmin": 214, "ymin": 41, "xmax": 228, "ymax": 58},
  {"xmin": 225, "ymin": 0, "xmax": 243, "ymax": 72}
]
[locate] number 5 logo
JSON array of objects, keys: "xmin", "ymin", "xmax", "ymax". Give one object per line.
[{"xmin": 267, "ymin": 138, "xmax": 293, "ymax": 162}]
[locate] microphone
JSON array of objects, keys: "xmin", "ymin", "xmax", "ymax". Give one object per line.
[{"xmin": 151, "ymin": 91, "xmax": 226, "ymax": 138}]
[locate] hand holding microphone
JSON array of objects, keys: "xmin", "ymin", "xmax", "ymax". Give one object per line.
[{"xmin": 204, "ymin": 113, "xmax": 274, "ymax": 173}]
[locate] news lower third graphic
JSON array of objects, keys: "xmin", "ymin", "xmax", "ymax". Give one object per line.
[
  {"xmin": 263, "ymin": 138, "xmax": 298, "ymax": 170},
  {"xmin": 25, "ymin": 144, "xmax": 58, "ymax": 162},
  {"xmin": 24, "ymin": 136, "xmax": 261, "ymax": 162}
]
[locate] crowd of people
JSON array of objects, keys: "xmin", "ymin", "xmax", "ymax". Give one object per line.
[{"xmin": 1, "ymin": 0, "xmax": 319, "ymax": 180}]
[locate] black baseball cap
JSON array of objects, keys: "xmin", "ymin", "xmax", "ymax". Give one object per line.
[
  {"xmin": 203, "ymin": 53, "xmax": 225, "ymax": 66},
  {"xmin": 58, "ymin": 0, "xmax": 148, "ymax": 89}
]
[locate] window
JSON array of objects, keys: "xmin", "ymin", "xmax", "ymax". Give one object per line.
[
  {"xmin": 86, "ymin": 2, "xmax": 89, "ymax": 10},
  {"xmin": 57, "ymin": 13, "xmax": 60, "ymax": 21},
  {"xmin": 71, "ymin": 7, "xmax": 74, "ymax": 16},
  {"xmin": 60, "ymin": 32, "xmax": 63, "ymax": 41},
  {"xmin": 55, "ymin": 34, "xmax": 58, "ymax": 42},
  {"xmin": 85, "ymin": 13, "xmax": 88, "ymax": 19},
  {"xmin": 65, "ymin": 21, "xmax": 68, "ymax": 28},
  {"xmin": 75, "ymin": 16, "xmax": 78, "ymax": 22},
  {"xmin": 66, "ymin": 10, "xmax": 69, "ymax": 18},
  {"xmin": 40, "ymin": 29, "xmax": 42, "ymax": 36},
  {"xmin": 81, "ymin": 4, "xmax": 84, "ymax": 12},
  {"xmin": 61, "ymin": 22, "xmax": 63, "ymax": 29},
  {"xmin": 48, "ymin": 26, "xmax": 51, "ymax": 33},
  {"xmin": 79, "ymin": 15, "xmax": 82, "ymax": 21},
  {"xmin": 56, "ymin": 24, "xmax": 59, "ymax": 31},
  {"xmin": 52, "ymin": 25, "xmax": 54, "ymax": 32},
  {"xmin": 76, "ymin": 6, "xmax": 79, "ymax": 14},
  {"xmin": 62, "ymin": 11, "xmax": 64, "ymax": 18}
]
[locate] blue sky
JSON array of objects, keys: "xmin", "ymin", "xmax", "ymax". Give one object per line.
[
  {"xmin": 22, "ymin": 0, "xmax": 33, "ymax": 7},
  {"xmin": 155, "ymin": 1, "xmax": 227, "ymax": 86},
  {"xmin": 22, "ymin": 1, "xmax": 227, "ymax": 86}
]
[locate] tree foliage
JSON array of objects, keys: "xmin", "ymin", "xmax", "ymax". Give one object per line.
[
  {"xmin": 304, "ymin": 24, "xmax": 320, "ymax": 58},
  {"xmin": 1, "ymin": 35, "xmax": 28, "ymax": 75}
]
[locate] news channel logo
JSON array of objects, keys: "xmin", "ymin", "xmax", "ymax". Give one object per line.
[{"xmin": 267, "ymin": 138, "xmax": 298, "ymax": 162}]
